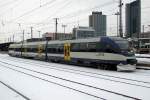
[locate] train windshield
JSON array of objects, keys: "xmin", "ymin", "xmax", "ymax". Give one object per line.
[{"xmin": 115, "ymin": 40, "xmax": 129, "ymax": 50}]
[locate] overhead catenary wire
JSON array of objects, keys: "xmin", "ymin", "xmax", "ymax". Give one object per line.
[
  {"xmin": 2, "ymin": 0, "xmax": 119, "ymax": 27},
  {"xmin": 7, "ymin": 0, "xmax": 71, "ymax": 28},
  {"xmin": 0, "ymin": 0, "xmax": 20, "ymax": 9},
  {"xmin": 8, "ymin": 0, "xmax": 57, "ymax": 23},
  {"xmin": 39, "ymin": 0, "xmax": 72, "ymax": 23},
  {"xmin": 31, "ymin": 0, "xmax": 117, "ymax": 29},
  {"xmin": 2, "ymin": 0, "xmax": 150, "ymax": 39},
  {"xmin": 41, "ymin": 0, "xmax": 117, "ymax": 24},
  {"xmin": 30, "ymin": 0, "xmax": 147, "ymax": 29},
  {"xmin": 0, "ymin": 0, "xmax": 22, "ymax": 16}
]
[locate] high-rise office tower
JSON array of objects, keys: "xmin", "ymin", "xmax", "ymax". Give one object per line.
[
  {"xmin": 126, "ymin": 0, "xmax": 141, "ymax": 38},
  {"xmin": 89, "ymin": 12, "xmax": 107, "ymax": 36}
]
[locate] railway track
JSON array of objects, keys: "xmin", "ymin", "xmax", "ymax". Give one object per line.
[
  {"xmin": 2, "ymin": 57, "xmax": 150, "ymax": 88},
  {"xmin": 0, "ymin": 63, "xmax": 107, "ymax": 100},
  {"xmin": 135, "ymin": 69, "xmax": 150, "ymax": 76},
  {"xmin": 137, "ymin": 67, "xmax": 150, "ymax": 70},
  {"xmin": 0, "ymin": 60, "xmax": 141, "ymax": 100},
  {"xmin": 0, "ymin": 80, "xmax": 30, "ymax": 100}
]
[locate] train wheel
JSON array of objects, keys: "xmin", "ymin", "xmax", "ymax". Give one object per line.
[
  {"xmin": 110, "ymin": 64, "xmax": 117, "ymax": 71},
  {"xmin": 90, "ymin": 62, "xmax": 98, "ymax": 68},
  {"xmin": 97, "ymin": 63, "xmax": 105, "ymax": 69}
]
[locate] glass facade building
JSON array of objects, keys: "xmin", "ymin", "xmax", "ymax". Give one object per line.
[
  {"xmin": 125, "ymin": 0, "xmax": 141, "ymax": 38},
  {"xmin": 89, "ymin": 12, "xmax": 107, "ymax": 36},
  {"xmin": 72, "ymin": 27, "xmax": 95, "ymax": 39}
]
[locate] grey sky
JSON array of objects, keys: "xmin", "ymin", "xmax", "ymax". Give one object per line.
[{"xmin": 0, "ymin": 0, "xmax": 149, "ymax": 42}]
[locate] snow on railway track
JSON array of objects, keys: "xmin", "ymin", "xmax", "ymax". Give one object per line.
[
  {"xmin": 0, "ymin": 60, "xmax": 141, "ymax": 100},
  {"xmin": 3, "ymin": 56, "xmax": 150, "ymax": 86},
  {"xmin": 0, "ymin": 54, "xmax": 150, "ymax": 99},
  {"xmin": 0, "ymin": 80, "xmax": 30, "ymax": 100},
  {"xmin": 2, "ymin": 57, "xmax": 150, "ymax": 89}
]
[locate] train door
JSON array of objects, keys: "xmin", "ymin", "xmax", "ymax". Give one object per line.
[
  {"xmin": 38, "ymin": 44, "xmax": 43, "ymax": 57},
  {"xmin": 64, "ymin": 43, "xmax": 71, "ymax": 61},
  {"xmin": 24, "ymin": 45, "xmax": 27, "ymax": 56}
]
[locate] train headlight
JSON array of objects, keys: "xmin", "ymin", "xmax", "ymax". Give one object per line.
[{"xmin": 130, "ymin": 50, "xmax": 134, "ymax": 53}]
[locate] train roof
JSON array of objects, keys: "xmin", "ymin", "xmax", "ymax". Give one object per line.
[
  {"xmin": 109, "ymin": 36, "xmax": 126, "ymax": 41},
  {"xmin": 9, "ymin": 43, "xmax": 22, "ymax": 48},
  {"xmin": 9, "ymin": 36, "xmax": 126, "ymax": 47},
  {"xmin": 47, "ymin": 37, "xmax": 101, "ymax": 44},
  {"xmin": 46, "ymin": 36, "xmax": 126, "ymax": 44}
]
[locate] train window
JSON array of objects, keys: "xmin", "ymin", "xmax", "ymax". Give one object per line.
[
  {"xmin": 47, "ymin": 44, "xmax": 57, "ymax": 53},
  {"xmin": 27, "ymin": 48, "xmax": 29, "ymax": 52},
  {"xmin": 71, "ymin": 43, "xmax": 80, "ymax": 52},
  {"xmin": 115, "ymin": 40, "xmax": 129, "ymax": 50},
  {"xmin": 87, "ymin": 42, "xmax": 96, "ymax": 52},
  {"xmin": 95, "ymin": 42, "xmax": 103, "ymax": 52},
  {"xmin": 47, "ymin": 48, "xmax": 52, "ymax": 53},
  {"xmin": 15, "ymin": 48, "xmax": 18, "ymax": 51},
  {"xmin": 105, "ymin": 48, "xmax": 114, "ymax": 53},
  {"xmin": 9, "ymin": 48, "xmax": 14, "ymax": 50},
  {"xmin": 105, "ymin": 44, "xmax": 118, "ymax": 53},
  {"xmin": 57, "ymin": 44, "xmax": 64, "ymax": 54},
  {"xmin": 30, "ymin": 48, "xmax": 37, "ymax": 52},
  {"xmin": 52, "ymin": 48, "xmax": 56, "ymax": 53},
  {"xmin": 48, "ymin": 48, "xmax": 52, "ymax": 53},
  {"xmin": 46, "ymin": 44, "xmax": 63, "ymax": 54},
  {"xmin": 47, "ymin": 44, "xmax": 54, "ymax": 48},
  {"xmin": 15, "ymin": 48, "xmax": 21, "ymax": 51},
  {"xmin": 55, "ymin": 44, "xmax": 60, "ymax": 53},
  {"xmin": 21, "ymin": 48, "xmax": 24, "ymax": 52},
  {"xmin": 27, "ymin": 48, "xmax": 33, "ymax": 52},
  {"xmin": 47, "ymin": 44, "xmax": 52, "ymax": 53},
  {"xmin": 29, "ymin": 48, "xmax": 32, "ymax": 52},
  {"xmin": 79, "ymin": 43, "xmax": 88, "ymax": 52}
]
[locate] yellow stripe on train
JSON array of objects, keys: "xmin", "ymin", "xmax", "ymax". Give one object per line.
[{"xmin": 64, "ymin": 43, "xmax": 71, "ymax": 61}]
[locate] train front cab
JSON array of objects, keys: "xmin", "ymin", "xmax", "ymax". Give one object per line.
[{"xmin": 109, "ymin": 37, "xmax": 137, "ymax": 71}]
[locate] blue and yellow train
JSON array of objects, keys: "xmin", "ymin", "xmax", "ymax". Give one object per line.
[{"xmin": 8, "ymin": 36, "xmax": 137, "ymax": 71}]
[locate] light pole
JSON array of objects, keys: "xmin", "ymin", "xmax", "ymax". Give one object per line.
[
  {"xmin": 148, "ymin": 25, "xmax": 150, "ymax": 32},
  {"xmin": 18, "ymin": 23, "xmax": 22, "ymax": 41},
  {"xmin": 30, "ymin": 26, "xmax": 33, "ymax": 39},
  {"xmin": 142, "ymin": 25, "xmax": 145, "ymax": 33},
  {"xmin": 54, "ymin": 18, "xmax": 59, "ymax": 40},
  {"xmin": 115, "ymin": 12, "xmax": 120, "ymax": 37},
  {"xmin": 23, "ymin": 30, "xmax": 25, "ymax": 42},
  {"xmin": 62, "ymin": 24, "xmax": 67, "ymax": 34},
  {"xmin": 119, "ymin": 0, "xmax": 123, "ymax": 37},
  {"xmin": 13, "ymin": 34, "xmax": 14, "ymax": 42},
  {"xmin": 38, "ymin": 31, "xmax": 41, "ymax": 38},
  {"xmin": 27, "ymin": 33, "xmax": 30, "ymax": 39}
]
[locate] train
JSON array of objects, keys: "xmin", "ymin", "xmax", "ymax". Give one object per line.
[
  {"xmin": 8, "ymin": 36, "xmax": 137, "ymax": 71},
  {"xmin": 138, "ymin": 43, "xmax": 150, "ymax": 54}
]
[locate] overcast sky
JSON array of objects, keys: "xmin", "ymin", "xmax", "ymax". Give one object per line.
[{"xmin": 0, "ymin": 0, "xmax": 149, "ymax": 42}]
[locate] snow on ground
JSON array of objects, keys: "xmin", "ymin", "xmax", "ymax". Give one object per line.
[
  {"xmin": 0, "ymin": 66, "xmax": 99, "ymax": 100},
  {"xmin": 135, "ymin": 54, "xmax": 150, "ymax": 65},
  {"xmin": 137, "ymin": 58, "xmax": 150, "ymax": 64},
  {"xmin": 0, "ymin": 54, "xmax": 150, "ymax": 100},
  {"xmin": 0, "ymin": 82, "xmax": 26, "ymax": 100},
  {"xmin": 136, "ymin": 54, "xmax": 150, "ymax": 58}
]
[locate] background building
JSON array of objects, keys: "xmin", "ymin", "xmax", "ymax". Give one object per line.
[
  {"xmin": 72, "ymin": 26, "xmax": 95, "ymax": 39},
  {"xmin": 128, "ymin": 32, "xmax": 150, "ymax": 53},
  {"xmin": 89, "ymin": 12, "xmax": 107, "ymax": 36},
  {"xmin": 139, "ymin": 32, "xmax": 150, "ymax": 46},
  {"xmin": 125, "ymin": 0, "xmax": 141, "ymax": 38},
  {"xmin": 42, "ymin": 32, "xmax": 72, "ymax": 40}
]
